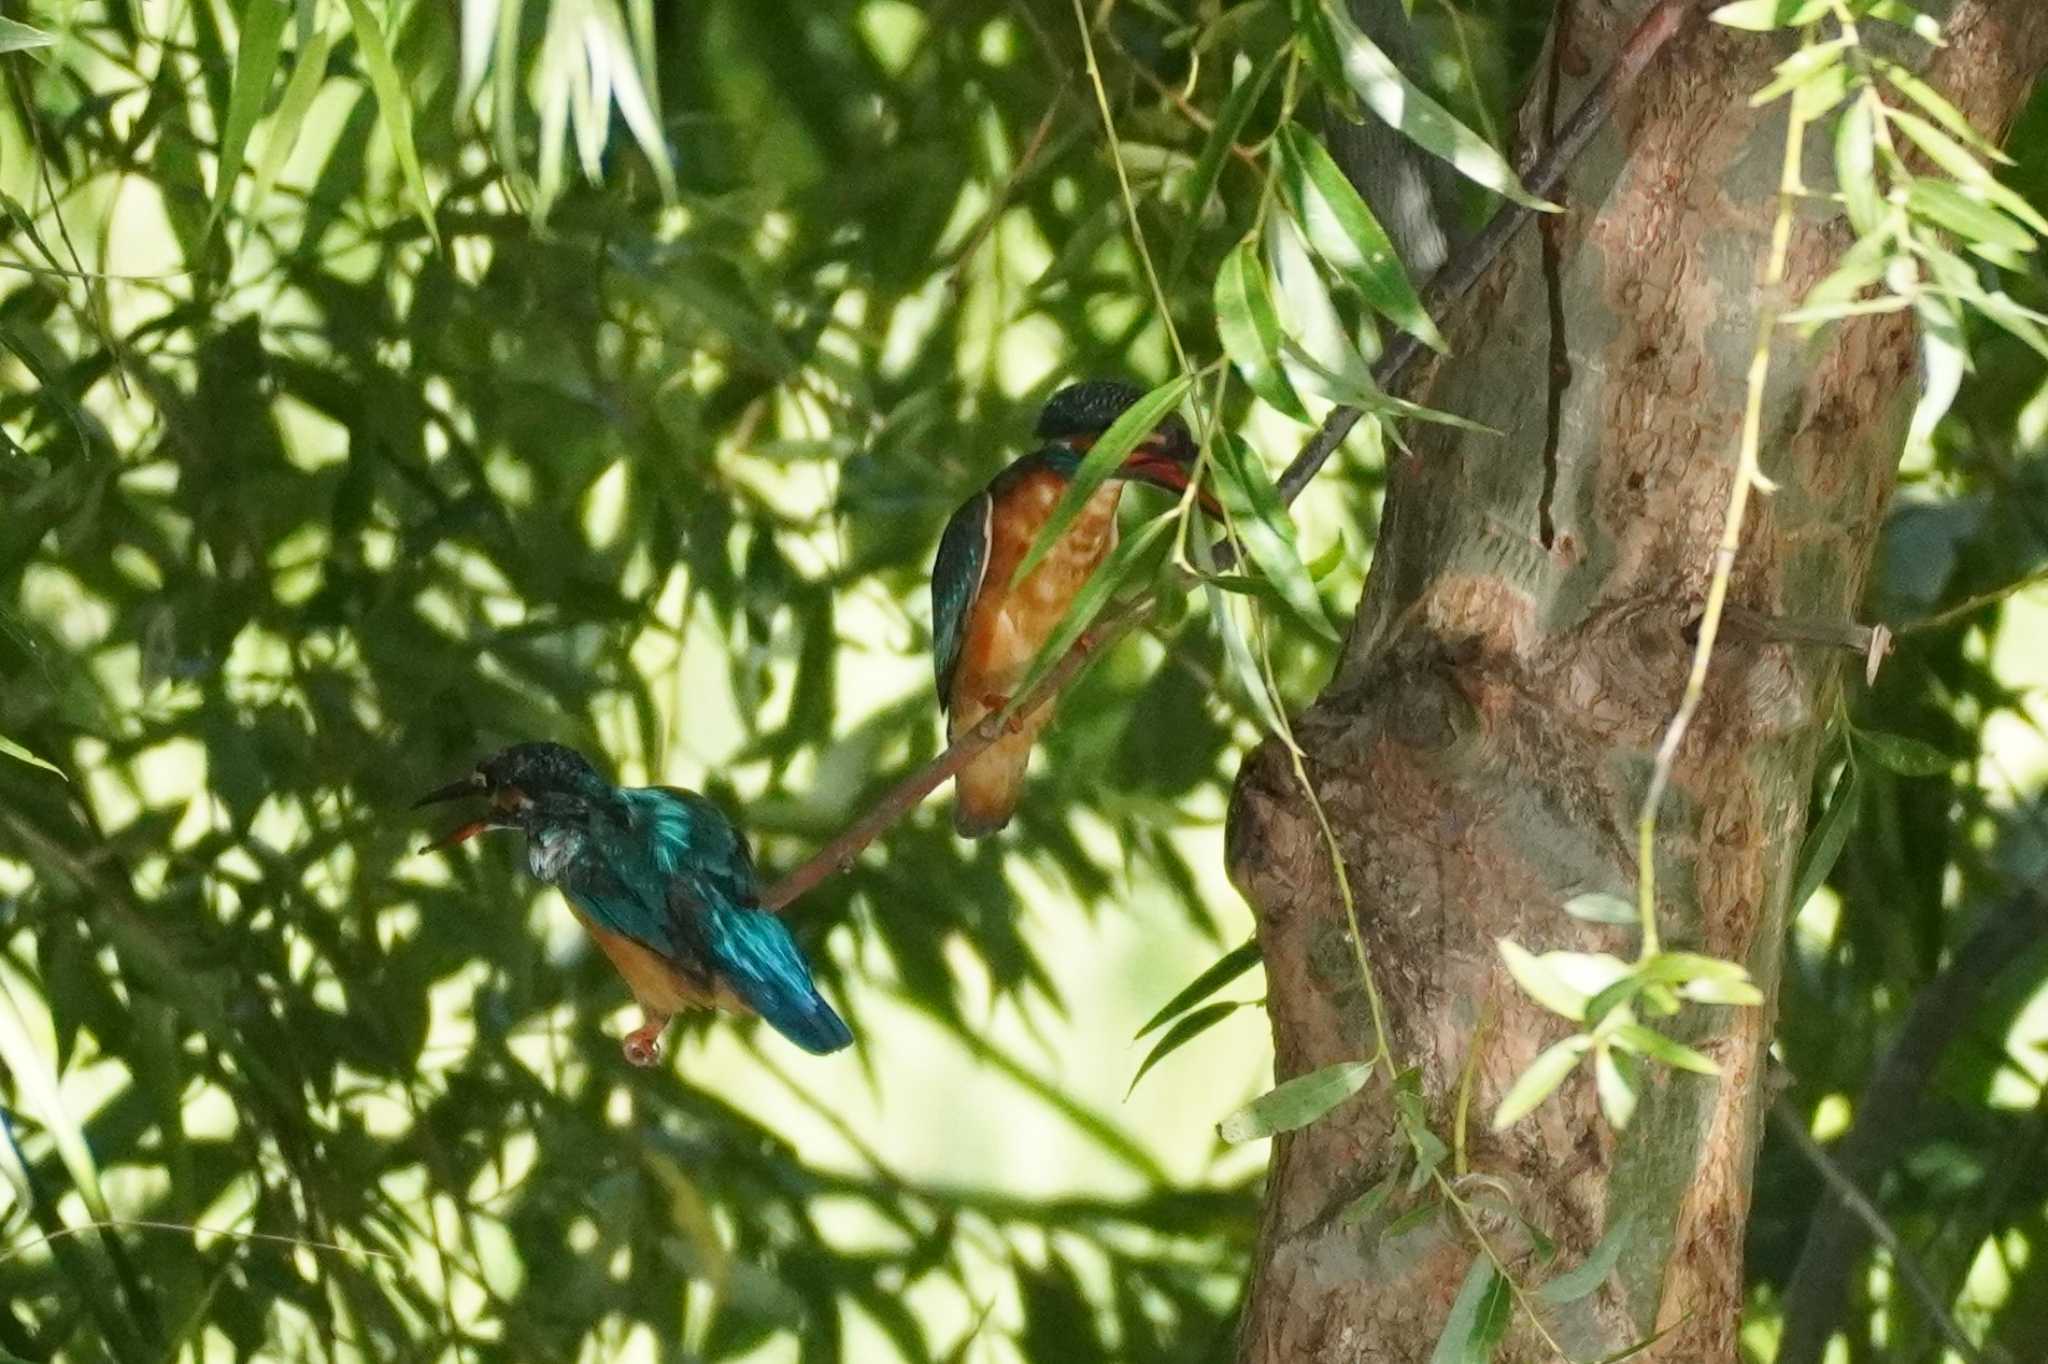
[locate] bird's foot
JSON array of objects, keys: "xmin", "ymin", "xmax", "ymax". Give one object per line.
[
  {"xmin": 622, "ymin": 1017, "xmax": 669, "ymax": 1068},
  {"xmin": 981, "ymin": 692, "xmax": 1027, "ymax": 735}
]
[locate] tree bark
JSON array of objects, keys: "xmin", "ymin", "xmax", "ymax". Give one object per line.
[{"xmin": 1226, "ymin": 4, "xmax": 2048, "ymax": 1361}]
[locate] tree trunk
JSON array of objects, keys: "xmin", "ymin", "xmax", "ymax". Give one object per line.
[{"xmin": 1226, "ymin": 4, "xmax": 2048, "ymax": 1361}]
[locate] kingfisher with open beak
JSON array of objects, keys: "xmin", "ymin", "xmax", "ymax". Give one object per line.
[
  {"xmin": 415, "ymin": 742, "xmax": 853, "ymax": 1066},
  {"xmin": 931, "ymin": 381, "xmax": 1218, "ymax": 837}
]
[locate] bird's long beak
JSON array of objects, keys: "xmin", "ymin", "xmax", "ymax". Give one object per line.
[
  {"xmin": 1116, "ymin": 444, "xmax": 1225, "ymax": 520},
  {"xmin": 412, "ymin": 772, "xmax": 486, "ymax": 809},
  {"xmin": 412, "ymin": 771, "xmax": 508, "ymax": 853}
]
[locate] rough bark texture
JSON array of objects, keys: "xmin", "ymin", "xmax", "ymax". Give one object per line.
[{"xmin": 1227, "ymin": 4, "xmax": 2048, "ymax": 1361}]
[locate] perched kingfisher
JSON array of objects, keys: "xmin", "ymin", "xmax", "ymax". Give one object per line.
[
  {"xmin": 415, "ymin": 742, "xmax": 853, "ymax": 1066},
  {"xmin": 931, "ymin": 381, "xmax": 1217, "ymax": 837}
]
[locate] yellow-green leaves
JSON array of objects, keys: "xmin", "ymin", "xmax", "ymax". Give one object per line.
[
  {"xmin": 208, "ymin": 0, "xmax": 292, "ymax": 239},
  {"xmin": 248, "ymin": 26, "xmax": 336, "ymax": 217},
  {"xmin": 1275, "ymin": 123, "xmax": 1446, "ymax": 352},
  {"xmin": 1315, "ymin": 0, "xmax": 1551, "ymax": 211},
  {"xmin": 1710, "ymin": 0, "xmax": 1831, "ymax": 29},
  {"xmin": 0, "ymin": 735, "xmax": 66, "ymax": 781},
  {"xmin": 1215, "ymin": 241, "xmax": 1310, "ymax": 421},
  {"xmin": 1428, "ymin": 1256, "xmax": 1511, "ymax": 1364},
  {"xmin": 1211, "ymin": 435, "xmax": 1337, "ymax": 641},
  {"xmin": 0, "ymin": 17, "xmax": 54, "ymax": 54},
  {"xmin": 1217, "ymin": 1060, "xmax": 1372, "ymax": 1142},
  {"xmin": 342, "ymin": 0, "xmax": 439, "ymax": 246}
]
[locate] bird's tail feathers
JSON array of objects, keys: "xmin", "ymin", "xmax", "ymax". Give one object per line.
[{"xmin": 712, "ymin": 908, "xmax": 855, "ymax": 1055}]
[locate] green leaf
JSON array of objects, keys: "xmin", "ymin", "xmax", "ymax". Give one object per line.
[
  {"xmin": 1907, "ymin": 291, "xmax": 1967, "ymax": 456},
  {"xmin": 1492, "ymin": 1035, "xmax": 1589, "ymax": 1130},
  {"xmin": 1428, "ymin": 1256, "xmax": 1508, "ymax": 1364},
  {"xmin": 1790, "ymin": 761, "xmax": 1863, "ymax": 910},
  {"xmin": 1836, "ymin": 95, "xmax": 1884, "ymax": 237},
  {"xmin": 1879, "ymin": 61, "xmax": 2006, "ymax": 162},
  {"xmin": 1709, "ymin": 0, "xmax": 1830, "ymax": 29},
  {"xmin": 1613, "ymin": 1023, "xmax": 1721, "ymax": 1075},
  {"xmin": 1203, "ymin": 569, "xmax": 1292, "ymax": 739},
  {"xmin": 0, "ymin": 16, "xmax": 56, "ymax": 53},
  {"xmin": 1679, "ymin": 976, "xmax": 1765, "ymax": 1006},
  {"xmin": 1212, "ymin": 435, "xmax": 1337, "ymax": 640},
  {"xmin": 1217, "ymin": 1060, "xmax": 1373, "ymax": 1142},
  {"xmin": 459, "ymin": 0, "xmax": 498, "ymax": 104},
  {"xmin": 341, "ymin": 0, "xmax": 440, "ymax": 247},
  {"xmin": 248, "ymin": 26, "xmax": 335, "ymax": 215},
  {"xmin": 1563, "ymin": 892, "xmax": 1637, "ymax": 925},
  {"xmin": 1172, "ymin": 49, "xmax": 1283, "ymax": 278},
  {"xmin": 1789, "ymin": 229, "xmax": 1899, "ymax": 329},
  {"xmin": 1216, "ymin": 240, "xmax": 1310, "ymax": 421},
  {"xmin": 1536, "ymin": 1215, "xmax": 1633, "ymax": 1304},
  {"xmin": 1594, "ymin": 1045, "xmax": 1638, "ymax": 1128},
  {"xmin": 1136, "ymin": 938, "xmax": 1263, "ymax": 1037},
  {"xmin": 1317, "ymin": 0, "xmax": 1551, "ymax": 210},
  {"xmin": 1279, "ymin": 338, "xmax": 1495, "ymax": 432},
  {"xmin": 0, "ymin": 735, "xmax": 67, "ymax": 781},
  {"xmin": 1340, "ymin": 1174, "xmax": 1398, "ymax": 1226},
  {"xmin": 1852, "ymin": 727, "xmax": 1954, "ymax": 776},
  {"xmin": 1748, "ymin": 37, "xmax": 1848, "ymax": 109},
  {"xmin": 1128, "ymin": 1002, "xmax": 1243, "ymax": 1096},
  {"xmin": 1010, "ymin": 375, "xmax": 1193, "ymax": 588},
  {"xmin": 1863, "ymin": 0, "xmax": 1944, "ymax": 44},
  {"xmin": 208, "ymin": 0, "xmax": 292, "ymax": 238},
  {"xmin": 1888, "ymin": 109, "xmax": 2048, "ymax": 235},
  {"xmin": 1274, "ymin": 123, "xmax": 1446, "ymax": 351},
  {"xmin": 1289, "ymin": 0, "xmax": 1362, "ymax": 121},
  {"xmin": 1906, "ymin": 180, "xmax": 2037, "ymax": 255}
]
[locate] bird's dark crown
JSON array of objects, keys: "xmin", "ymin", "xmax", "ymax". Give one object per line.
[
  {"xmin": 1035, "ymin": 381, "xmax": 1196, "ymax": 464},
  {"xmin": 476, "ymin": 741, "xmax": 607, "ymax": 796}
]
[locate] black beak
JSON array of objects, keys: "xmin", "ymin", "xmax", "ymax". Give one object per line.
[{"xmin": 412, "ymin": 772, "xmax": 487, "ymax": 809}]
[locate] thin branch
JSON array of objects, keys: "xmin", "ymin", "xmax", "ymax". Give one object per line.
[
  {"xmin": 1770, "ymin": 1099, "xmax": 2012, "ymax": 1364},
  {"xmin": 762, "ymin": 0, "xmax": 1699, "ymax": 911}
]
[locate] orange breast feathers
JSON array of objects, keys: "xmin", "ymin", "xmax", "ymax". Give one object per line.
[
  {"xmin": 948, "ymin": 469, "xmax": 1125, "ymax": 731},
  {"xmin": 571, "ymin": 908, "xmax": 751, "ymax": 1018}
]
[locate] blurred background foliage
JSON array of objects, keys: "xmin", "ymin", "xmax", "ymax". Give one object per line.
[{"xmin": 0, "ymin": 0, "xmax": 2043, "ymax": 1361}]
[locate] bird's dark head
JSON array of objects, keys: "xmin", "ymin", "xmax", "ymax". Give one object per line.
[
  {"xmin": 1034, "ymin": 380, "xmax": 1217, "ymax": 515},
  {"xmin": 412, "ymin": 741, "xmax": 610, "ymax": 850}
]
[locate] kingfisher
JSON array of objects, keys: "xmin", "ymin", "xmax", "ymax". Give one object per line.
[
  {"xmin": 414, "ymin": 741, "xmax": 852, "ymax": 1066},
  {"xmin": 932, "ymin": 381, "xmax": 1217, "ymax": 837}
]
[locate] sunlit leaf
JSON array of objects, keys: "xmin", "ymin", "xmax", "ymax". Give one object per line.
[
  {"xmin": 1836, "ymin": 95, "xmax": 1884, "ymax": 237},
  {"xmin": 1136, "ymin": 938, "xmax": 1262, "ymax": 1037},
  {"xmin": 1593, "ymin": 1044, "xmax": 1637, "ymax": 1128},
  {"xmin": 1612, "ymin": 1024, "xmax": 1720, "ymax": 1075},
  {"xmin": 1562, "ymin": 892, "xmax": 1637, "ymax": 925},
  {"xmin": 1274, "ymin": 124, "xmax": 1446, "ymax": 351},
  {"xmin": 1217, "ymin": 1060, "xmax": 1374, "ymax": 1142},
  {"xmin": 208, "ymin": 0, "xmax": 292, "ymax": 238},
  {"xmin": 248, "ymin": 27, "xmax": 336, "ymax": 215},
  {"xmin": 1709, "ymin": 0, "xmax": 1830, "ymax": 29},
  {"xmin": 1492, "ymin": 1035, "xmax": 1589, "ymax": 1130},
  {"xmin": 1128, "ymin": 1002, "xmax": 1244, "ymax": 1096},
  {"xmin": 1173, "ymin": 49, "xmax": 1284, "ymax": 278},
  {"xmin": 1211, "ymin": 435, "xmax": 1337, "ymax": 640},
  {"xmin": 341, "ymin": 0, "xmax": 440, "ymax": 246},
  {"xmin": 0, "ymin": 17, "xmax": 54, "ymax": 53},
  {"xmin": 1216, "ymin": 240, "xmax": 1311, "ymax": 421},
  {"xmin": 0, "ymin": 735, "xmax": 66, "ymax": 780}
]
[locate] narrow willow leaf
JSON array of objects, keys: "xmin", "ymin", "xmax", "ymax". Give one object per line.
[
  {"xmin": 459, "ymin": 0, "xmax": 498, "ymax": 104},
  {"xmin": 342, "ymin": 0, "xmax": 439, "ymax": 246},
  {"xmin": 1492, "ymin": 1035, "xmax": 1589, "ymax": 1130},
  {"xmin": 1011, "ymin": 376, "xmax": 1192, "ymax": 588},
  {"xmin": 208, "ymin": 0, "xmax": 291, "ymax": 237},
  {"xmin": 1007, "ymin": 512, "xmax": 1178, "ymax": 710},
  {"xmin": 1679, "ymin": 976, "xmax": 1765, "ymax": 1006},
  {"xmin": 1836, "ymin": 96, "xmax": 1883, "ymax": 237},
  {"xmin": 1594, "ymin": 1045, "xmax": 1638, "ymax": 1128},
  {"xmin": 1635, "ymin": 952, "xmax": 1754, "ymax": 988},
  {"xmin": 1709, "ymin": 0, "xmax": 1829, "ymax": 29},
  {"xmin": 1863, "ymin": 0, "xmax": 1944, "ymax": 44},
  {"xmin": 1789, "ymin": 761, "xmax": 1863, "ymax": 910},
  {"xmin": 1128, "ymin": 1002, "xmax": 1242, "ymax": 1096},
  {"xmin": 1275, "ymin": 123, "xmax": 1446, "ymax": 351},
  {"xmin": 0, "ymin": 17, "xmax": 54, "ymax": 53},
  {"xmin": 1216, "ymin": 240, "xmax": 1310, "ymax": 421},
  {"xmin": 1588, "ymin": 1323, "xmax": 1684, "ymax": 1364},
  {"xmin": 1908, "ymin": 292, "xmax": 1967, "ymax": 455},
  {"xmin": 1563, "ymin": 891, "xmax": 1637, "ymax": 925},
  {"xmin": 1205, "ymin": 577, "xmax": 1291, "ymax": 738},
  {"xmin": 1217, "ymin": 1060, "xmax": 1373, "ymax": 1142},
  {"xmin": 1339, "ymin": 1173, "xmax": 1398, "ymax": 1226},
  {"xmin": 1212, "ymin": 435, "xmax": 1337, "ymax": 640},
  {"xmin": 1498, "ymin": 939, "xmax": 1589, "ymax": 1021},
  {"xmin": 1888, "ymin": 109, "xmax": 2048, "ymax": 234},
  {"xmin": 1289, "ymin": 0, "xmax": 1361, "ymax": 121},
  {"xmin": 1428, "ymin": 1256, "xmax": 1507, "ymax": 1364},
  {"xmin": 1266, "ymin": 211, "xmax": 1373, "ymax": 395},
  {"xmin": 1172, "ymin": 49, "xmax": 1283, "ymax": 278},
  {"xmin": 1584, "ymin": 974, "xmax": 1640, "ymax": 1029},
  {"xmin": 1280, "ymin": 338, "xmax": 1495, "ymax": 433},
  {"xmin": 1613, "ymin": 1024, "xmax": 1721, "ymax": 1075},
  {"xmin": 1791, "ymin": 230, "xmax": 1898, "ymax": 330},
  {"xmin": 591, "ymin": 5, "xmax": 677, "ymax": 202},
  {"xmin": 1137, "ymin": 938, "xmax": 1262, "ymax": 1037},
  {"xmin": 492, "ymin": 0, "xmax": 527, "ymax": 178},
  {"xmin": 1791, "ymin": 55, "xmax": 1855, "ymax": 123},
  {"xmin": 248, "ymin": 27, "xmax": 336, "ymax": 214},
  {"xmin": 1318, "ymin": 0, "xmax": 1550, "ymax": 209},
  {"xmin": 1536, "ymin": 1216, "xmax": 1633, "ymax": 1304},
  {"xmin": 1852, "ymin": 728, "xmax": 1954, "ymax": 776},
  {"xmin": 1393, "ymin": 1075, "xmax": 1449, "ymax": 1191},
  {"xmin": 0, "ymin": 735, "xmax": 66, "ymax": 780},
  {"xmin": 1880, "ymin": 62, "xmax": 2006, "ymax": 161},
  {"xmin": 1906, "ymin": 180, "xmax": 2037, "ymax": 254},
  {"xmin": 1748, "ymin": 37, "xmax": 1847, "ymax": 108}
]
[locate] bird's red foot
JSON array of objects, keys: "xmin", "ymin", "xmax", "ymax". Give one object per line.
[
  {"xmin": 981, "ymin": 692, "xmax": 1027, "ymax": 734},
  {"xmin": 622, "ymin": 1018, "xmax": 668, "ymax": 1067}
]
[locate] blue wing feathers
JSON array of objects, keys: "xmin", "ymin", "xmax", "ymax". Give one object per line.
[
  {"xmin": 931, "ymin": 490, "xmax": 991, "ymax": 710},
  {"xmin": 705, "ymin": 909, "xmax": 854, "ymax": 1054}
]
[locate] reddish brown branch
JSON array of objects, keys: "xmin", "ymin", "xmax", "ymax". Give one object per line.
[{"xmin": 761, "ymin": 0, "xmax": 1699, "ymax": 911}]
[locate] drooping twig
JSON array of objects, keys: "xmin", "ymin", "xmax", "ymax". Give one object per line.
[{"xmin": 762, "ymin": 0, "xmax": 1699, "ymax": 911}]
